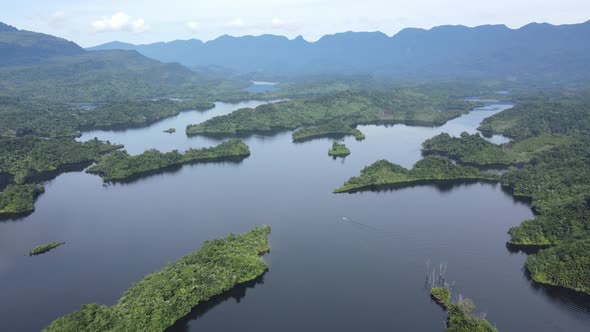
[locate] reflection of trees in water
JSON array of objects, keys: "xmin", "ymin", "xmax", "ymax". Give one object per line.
[
  {"xmin": 100, "ymin": 158, "xmax": 246, "ymax": 187},
  {"xmin": 165, "ymin": 274, "xmax": 266, "ymax": 332},
  {"xmin": 523, "ymin": 270, "xmax": 590, "ymax": 320}
]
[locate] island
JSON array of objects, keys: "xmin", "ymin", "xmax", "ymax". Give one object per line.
[
  {"xmin": 86, "ymin": 139, "xmax": 251, "ymax": 182},
  {"xmin": 430, "ymin": 287, "xmax": 498, "ymax": 332},
  {"xmin": 328, "ymin": 142, "xmax": 351, "ymax": 157},
  {"xmin": 163, "ymin": 128, "xmax": 176, "ymax": 134},
  {"xmin": 333, "ymin": 156, "xmax": 495, "ymax": 193},
  {"xmin": 186, "ymin": 90, "xmax": 480, "ymax": 141},
  {"xmin": 44, "ymin": 226, "xmax": 271, "ymax": 332},
  {"xmin": 292, "ymin": 120, "xmax": 365, "ymax": 142},
  {"xmin": 29, "ymin": 242, "xmax": 65, "ymax": 256},
  {"xmin": 0, "ymin": 184, "xmax": 45, "ymax": 218}
]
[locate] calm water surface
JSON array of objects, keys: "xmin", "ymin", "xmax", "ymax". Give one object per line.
[{"xmin": 1, "ymin": 101, "xmax": 589, "ymax": 331}]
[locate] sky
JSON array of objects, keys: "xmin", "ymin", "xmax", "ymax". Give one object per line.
[{"xmin": 1, "ymin": 0, "xmax": 589, "ymax": 47}]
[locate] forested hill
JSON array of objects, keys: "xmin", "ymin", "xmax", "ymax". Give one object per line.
[
  {"xmin": 89, "ymin": 20, "xmax": 590, "ymax": 82},
  {"xmin": 0, "ymin": 22, "xmax": 84, "ymax": 67},
  {"xmin": 0, "ymin": 22, "xmax": 245, "ymax": 102}
]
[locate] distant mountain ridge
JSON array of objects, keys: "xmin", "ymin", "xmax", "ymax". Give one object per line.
[
  {"xmin": 0, "ymin": 22, "xmax": 239, "ymax": 102},
  {"xmin": 89, "ymin": 21, "xmax": 590, "ymax": 81},
  {"xmin": 0, "ymin": 22, "xmax": 84, "ymax": 66}
]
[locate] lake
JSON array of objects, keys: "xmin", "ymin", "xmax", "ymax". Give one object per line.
[
  {"xmin": 1, "ymin": 100, "xmax": 589, "ymax": 331},
  {"xmin": 243, "ymin": 81, "xmax": 280, "ymax": 93}
]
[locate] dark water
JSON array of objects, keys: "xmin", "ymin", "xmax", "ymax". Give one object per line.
[{"xmin": 1, "ymin": 101, "xmax": 590, "ymax": 331}]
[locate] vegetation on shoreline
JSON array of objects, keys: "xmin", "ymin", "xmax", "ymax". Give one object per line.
[
  {"xmin": 186, "ymin": 90, "xmax": 479, "ymax": 140},
  {"xmin": 0, "ymin": 184, "xmax": 44, "ymax": 218},
  {"xmin": 412, "ymin": 93, "xmax": 590, "ymax": 295},
  {"xmin": 328, "ymin": 142, "xmax": 350, "ymax": 157},
  {"xmin": 0, "ymin": 136, "xmax": 122, "ymax": 185},
  {"xmin": 502, "ymin": 141, "xmax": 590, "ymax": 246},
  {"xmin": 422, "ymin": 132, "xmax": 576, "ymax": 166},
  {"xmin": 29, "ymin": 242, "xmax": 65, "ymax": 256},
  {"xmin": 44, "ymin": 226, "xmax": 271, "ymax": 332},
  {"xmin": 292, "ymin": 120, "xmax": 365, "ymax": 142},
  {"xmin": 0, "ymin": 97, "xmax": 214, "ymax": 138},
  {"xmin": 524, "ymin": 238, "xmax": 590, "ymax": 294},
  {"xmin": 478, "ymin": 98, "xmax": 590, "ymax": 140},
  {"xmin": 334, "ymin": 156, "xmax": 495, "ymax": 193},
  {"xmin": 87, "ymin": 140, "xmax": 250, "ymax": 182},
  {"xmin": 78, "ymin": 99, "xmax": 214, "ymax": 131},
  {"xmin": 431, "ymin": 288, "xmax": 498, "ymax": 332}
]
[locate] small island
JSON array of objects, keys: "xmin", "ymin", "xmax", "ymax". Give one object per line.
[
  {"xmin": 292, "ymin": 120, "xmax": 365, "ymax": 142},
  {"xmin": 334, "ymin": 156, "xmax": 496, "ymax": 193},
  {"xmin": 29, "ymin": 242, "xmax": 65, "ymax": 256},
  {"xmin": 430, "ymin": 287, "xmax": 498, "ymax": 332},
  {"xmin": 44, "ymin": 226, "xmax": 271, "ymax": 332},
  {"xmin": 328, "ymin": 142, "xmax": 351, "ymax": 157},
  {"xmin": 0, "ymin": 184, "xmax": 45, "ymax": 218},
  {"xmin": 163, "ymin": 128, "xmax": 176, "ymax": 134},
  {"xmin": 87, "ymin": 139, "xmax": 251, "ymax": 182}
]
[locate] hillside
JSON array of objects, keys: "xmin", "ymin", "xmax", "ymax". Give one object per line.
[
  {"xmin": 89, "ymin": 21, "xmax": 590, "ymax": 82},
  {"xmin": 0, "ymin": 22, "xmax": 84, "ymax": 66}
]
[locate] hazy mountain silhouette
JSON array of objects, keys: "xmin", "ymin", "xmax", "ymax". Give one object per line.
[{"xmin": 89, "ymin": 21, "xmax": 590, "ymax": 81}]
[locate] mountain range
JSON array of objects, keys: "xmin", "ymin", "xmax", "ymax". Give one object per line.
[
  {"xmin": 89, "ymin": 21, "xmax": 590, "ymax": 81},
  {"xmin": 0, "ymin": 23, "xmax": 237, "ymax": 102}
]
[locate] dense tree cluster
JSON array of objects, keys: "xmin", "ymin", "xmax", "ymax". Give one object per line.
[
  {"xmin": 328, "ymin": 142, "xmax": 351, "ymax": 157},
  {"xmin": 524, "ymin": 238, "xmax": 590, "ymax": 294},
  {"xmin": 0, "ymin": 136, "xmax": 121, "ymax": 185},
  {"xmin": 87, "ymin": 140, "xmax": 250, "ymax": 182},
  {"xmin": 0, "ymin": 184, "xmax": 44, "ymax": 218},
  {"xmin": 430, "ymin": 288, "xmax": 498, "ymax": 332},
  {"xmin": 44, "ymin": 226, "xmax": 271, "ymax": 332},
  {"xmin": 334, "ymin": 156, "xmax": 494, "ymax": 193},
  {"xmin": 478, "ymin": 98, "xmax": 590, "ymax": 140},
  {"xmin": 0, "ymin": 97, "xmax": 214, "ymax": 138},
  {"xmin": 29, "ymin": 242, "xmax": 65, "ymax": 256},
  {"xmin": 187, "ymin": 90, "xmax": 479, "ymax": 139}
]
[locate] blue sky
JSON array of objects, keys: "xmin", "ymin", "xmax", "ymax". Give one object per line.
[{"xmin": 2, "ymin": 0, "xmax": 589, "ymax": 47}]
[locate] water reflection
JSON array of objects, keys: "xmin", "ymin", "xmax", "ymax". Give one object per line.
[{"xmin": 166, "ymin": 274, "xmax": 266, "ymax": 332}]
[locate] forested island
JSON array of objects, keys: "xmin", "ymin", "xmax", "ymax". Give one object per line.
[
  {"xmin": 29, "ymin": 242, "xmax": 65, "ymax": 256},
  {"xmin": 328, "ymin": 142, "xmax": 351, "ymax": 157},
  {"xmin": 334, "ymin": 156, "xmax": 494, "ymax": 193},
  {"xmin": 44, "ymin": 226, "xmax": 271, "ymax": 332},
  {"xmin": 186, "ymin": 90, "xmax": 480, "ymax": 140},
  {"xmin": 87, "ymin": 140, "xmax": 251, "ymax": 182}
]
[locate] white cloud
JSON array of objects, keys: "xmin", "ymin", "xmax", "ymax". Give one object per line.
[
  {"xmin": 185, "ymin": 21, "xmax": 201, "ymax": 32},
  {"xmin": 92, "ymin": 12, "xmax": 149, "ymax": 33}
]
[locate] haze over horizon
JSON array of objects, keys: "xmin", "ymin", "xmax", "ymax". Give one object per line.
[{"xmin": 2, "ymin": 0, "xmax": 590, "ymax": 47}]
